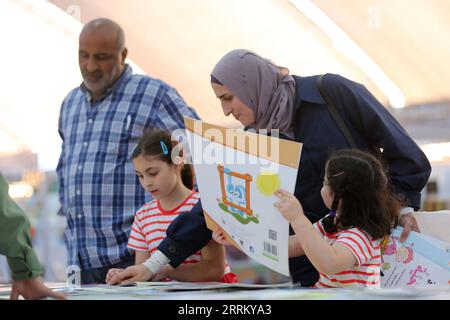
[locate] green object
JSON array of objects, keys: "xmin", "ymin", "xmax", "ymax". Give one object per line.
[
  {"xmin": 0, "ymin": 173, "xmax": 43, "ymax": 280},
  {"xmin": 262, "ymin": 252, "xmax": 279, "ymax": 262},
  {"xmin": 218, "ymin": 202, "xmax": 259, "ymax": 225}
]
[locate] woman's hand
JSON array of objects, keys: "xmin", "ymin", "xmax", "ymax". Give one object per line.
[
  {"xmin": 105, "ymin": 268, "xmax": 124, "ymax": 284},
  {"xmin": 274, "ymin": 189, "xmax": 304, "ymax": 223},
  {"xmin": 107, "ymin": 264, "xmax": 153, "ymax": 285},
  {"xmin": 399, "ymin": 213, "xmax": 420, "ymax": 242},
  {"xmin": 212, "ymin": 228, "xmax": 231, "ymax": 246}
]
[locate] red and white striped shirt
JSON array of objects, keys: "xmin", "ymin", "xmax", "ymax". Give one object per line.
[
  {"xmin": 128, "ymin": 191, "xmax": 202, "ymax": 263},
  {"xmin": 128, "ymin": 191, "xmax": 233, "ymax": 278},
  {"xmin": 312, "ymin": 216, "xmax": 381, "ymax": 289}
]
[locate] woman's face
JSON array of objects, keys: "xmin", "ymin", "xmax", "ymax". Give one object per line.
[{"xmin": 211, "ymin": 83, "xmax": 256, "ymax": 126}]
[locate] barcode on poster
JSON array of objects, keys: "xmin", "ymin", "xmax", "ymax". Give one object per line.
[
  {"xmin": 263, "ymin": 242, "xmax": 278, "ymax": 256},
  {"xmin": 268, "ymin": 229, "xmax": 277, "ymax": 241}
]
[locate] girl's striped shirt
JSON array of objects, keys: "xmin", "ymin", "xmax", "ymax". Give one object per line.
[
  {"xmin": 312, "ymin": 216, "xmax": 382, "ymax": 288},
  {"xmin": 128, "ymin": 191, "xmax": 233, "ymax": 279}
]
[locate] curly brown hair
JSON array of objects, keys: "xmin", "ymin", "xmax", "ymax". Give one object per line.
[{"xmin": 322, "ymin": 149, "xmax": 401, "ymax": 239}]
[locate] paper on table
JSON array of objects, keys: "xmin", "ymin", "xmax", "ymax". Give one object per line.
[{"xmin": 154, "ymin": 281, "xmax": 293, "ymax": 291}]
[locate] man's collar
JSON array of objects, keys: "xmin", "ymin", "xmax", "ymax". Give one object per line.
[{"xmin": 80, "ymin": 64, "xmax": 133, "ymax": 102}]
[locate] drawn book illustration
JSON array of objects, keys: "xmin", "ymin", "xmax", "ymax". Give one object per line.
[
  {"xmin": 381, "ymin": 227, "xmax": 450, "ymax": 287},
  {"xmin": 183, "ymin": 117, "xmax": 302, "ymax": 276}
]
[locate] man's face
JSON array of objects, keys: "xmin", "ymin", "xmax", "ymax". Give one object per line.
[{"xmin": 78, "ymin": 31, "xmax": 126, "ymax": 96}]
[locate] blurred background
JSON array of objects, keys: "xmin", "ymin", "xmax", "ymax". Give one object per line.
[{"xmin": 1, "ymin": 0, "xmax": 449, "ymax": 284}]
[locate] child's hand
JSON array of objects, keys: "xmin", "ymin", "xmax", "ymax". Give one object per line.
[
  {"xmin": 274, "ymin": 189, "xmax": 304, "ymax": 222},
  {"xmin": 107, "ymin": 264, "xmax": 153, "ymax": 285},
  {"xmin": 106, "ymin": 268, "xmax": 124, "ymax": 284},
  {"xmin": 212, "ymin": 228, "xmax": 231, "ymax": 246}
]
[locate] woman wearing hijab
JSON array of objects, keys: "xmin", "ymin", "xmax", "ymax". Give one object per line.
[{"xmin": 108, "ymin": 49, "xmax": 431, "ymax": 287}]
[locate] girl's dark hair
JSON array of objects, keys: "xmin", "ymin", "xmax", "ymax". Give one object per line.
[
  {"xmin": 132, "ymin": 129, "xmax": 194, "ymax": 190},
  {"xmin": 322, "ymin": 149, "xmax": 401, "ymax": 239}
]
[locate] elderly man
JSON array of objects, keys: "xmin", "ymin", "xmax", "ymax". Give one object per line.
[{"xmin": 56, "ymin": 18, "xmax": 199, "ymax": 284}]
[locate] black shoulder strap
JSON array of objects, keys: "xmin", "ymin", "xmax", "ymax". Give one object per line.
[{"xmin": 316, "ymin": 74, "xmax": 358, "ymax": 149}]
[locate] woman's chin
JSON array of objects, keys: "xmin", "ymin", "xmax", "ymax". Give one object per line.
[{"xmin": 240, "ymin": 120, "xmax": 255, "ymax": 127}]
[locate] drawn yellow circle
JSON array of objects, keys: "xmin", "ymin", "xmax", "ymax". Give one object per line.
[{"xmin": 256, "ymin": 172, "xmax": 281, "ymax": 196}]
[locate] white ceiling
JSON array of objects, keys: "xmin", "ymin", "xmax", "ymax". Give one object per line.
[{"xmin": 1, "ymin": 0, "xmax": 449, "ymax": 170}]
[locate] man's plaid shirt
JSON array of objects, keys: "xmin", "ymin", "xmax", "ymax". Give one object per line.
[{"xmin": 56, "ymin": 65, "xmax": 199, "ymax": 269}]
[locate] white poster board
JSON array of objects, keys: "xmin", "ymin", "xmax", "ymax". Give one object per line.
[{"xmin": 183, "ymin": 117, "xmax": 302, "ymax": 276}]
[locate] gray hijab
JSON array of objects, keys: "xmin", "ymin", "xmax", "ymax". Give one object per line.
[{"xmin": 211, "ymin": 49, "xmax": 296, "ymax": 138}]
